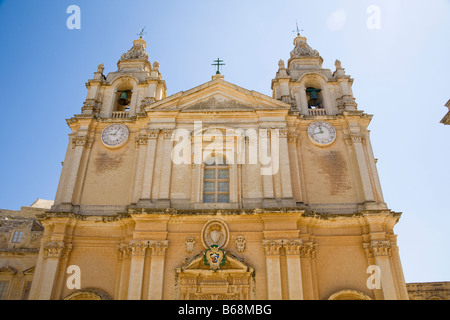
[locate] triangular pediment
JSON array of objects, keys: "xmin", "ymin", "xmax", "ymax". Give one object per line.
[
  {"xmin": 178, "ymin": 251, "xmax": 253, "ymax": 273},
  {"xmin": 146, "ymin": 78, "xmax": 290, "ymax": 113}
]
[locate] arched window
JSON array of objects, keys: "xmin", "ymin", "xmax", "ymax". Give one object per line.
[{"xmin": 203, "ymin": 156, "xmax": 230, "ymax": 203}]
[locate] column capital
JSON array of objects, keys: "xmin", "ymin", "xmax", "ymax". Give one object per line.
[
  {"xmin": 300, "ymin": 242, "xmax": 317, "ymax": 259},
  {"xmin": 147, "ymin": 129, "xmax": 160, "ymax": 139},
  {"xmin": 149, "ymin": 240, "xmax": 169, "ymax": 256},
  {"xmin": 262, "ymin": 240, "xmax": 284, "ymax": 256},
  {"xmin": 72, "ymin": 136, "xmax": 94, "ymax": 149},
  {"xmin": 363, "ymin": 241, "xmax": 392, "ymax": 258},
  {"xmin": 344, "ymin": 133, "xmax": 366, "ymax": 146},
  {"xmin": 278, "ymin": 128, "xmax": 289, "ymax": 138},
  {"xmin": 43, "ymin": 241, "xmax": 70, "ymax": 259},
  {"xmin": 118, "ymin": 244, "xmax": 132, "ymax": 260},
  {"xmin": 129, "ymin": 240, "xmax": 148, "ymax": 257},
  {"xmin": 135, "ymin": 134, "xmax": 148, "ymax": 147},
  {"xmin": 163, "ymin": 129, "xmax": 175, "ymax": 139},
  {"xmin": 284, "ymin": 240, "xmax": 303, "ymax": 256}
]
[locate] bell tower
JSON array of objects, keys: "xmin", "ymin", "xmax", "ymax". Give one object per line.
[
  {"xmin": 272, "ymin": 33, "xmax": 357, "ymax": 116},
  {"xmin": 272, "ymin": 33, "xmax": 388, "ymax": 213},
  {"xmin": 51, "ymin": 36, "xmax": 166, "ymax": 213}
]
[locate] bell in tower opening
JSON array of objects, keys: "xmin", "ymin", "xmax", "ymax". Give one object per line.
[
  {"xmin": 117, "ymin": 90, "xmax": 131, "ymax": 111},
  {"xmin": 306, "ymin": 87, "xmax": 322, "ymax": 109}
]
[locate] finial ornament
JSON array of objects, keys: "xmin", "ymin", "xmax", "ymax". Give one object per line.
[{"xmin": 97, "ymin": 63, "xmax": 104, "ymax": 74}]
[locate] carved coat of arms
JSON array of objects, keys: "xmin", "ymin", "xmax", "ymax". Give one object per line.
[{"xmin": 203, "ymin": 245, "xmax": 226, "ymax": 270}]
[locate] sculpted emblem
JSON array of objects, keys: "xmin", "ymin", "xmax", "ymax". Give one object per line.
[{"xmin": 201, "ymin": 219, "xmax": 229, "ymax": 249}]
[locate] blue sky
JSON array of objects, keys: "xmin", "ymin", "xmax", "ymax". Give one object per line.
[{"xmin": 0, "ymin": 0, "xmax": 449, "ymax": 284}]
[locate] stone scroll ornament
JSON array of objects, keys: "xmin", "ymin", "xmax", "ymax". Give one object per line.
[
  {"xmin": 290, "ymin": 36, "xmax": 320, "ymax": 58},
  {"xmin": 120, "ymin": 38, "xmax": 149, "ymax": 61}
]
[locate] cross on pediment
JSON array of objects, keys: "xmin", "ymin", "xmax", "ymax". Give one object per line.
[{"xmin": 212, "ymin": 58, "xmax": 225, "ymax": 75}]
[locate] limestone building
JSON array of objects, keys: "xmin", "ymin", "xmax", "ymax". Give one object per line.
[
  {"xmin": 441, "ymin": 99, "xmax": 450, "ymax": 125},
  {"xmin": 11, "ymin": 33, "xmax": 418, "ymax": 300},
  {"xmin": 0, "ymin": 200, "xmax": 49, "ymax": 300}
]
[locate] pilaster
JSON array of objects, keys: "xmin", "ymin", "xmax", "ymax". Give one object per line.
[
  {"xmin": 147, "ymin": 240, "xmax": 169, "ymax": 300},
  {"xmin": 262, "ymin": 239, "xmax": 284, "ymax": 300}
]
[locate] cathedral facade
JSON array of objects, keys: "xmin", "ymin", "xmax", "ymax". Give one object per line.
[{"xmin": 22, "ymin": 34, "xmax": 411, "ymax": 300}]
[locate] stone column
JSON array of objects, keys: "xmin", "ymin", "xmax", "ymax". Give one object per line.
[
  {"xmin": 364, "ymin": 241, "xmax": 398, "ymax": 300},
  {"xmin": 262, "ymin": 240, "xmax": 283, "ymax": 300},
  {"xmin": 147, "ymin": 240, "xmax": 169, "ymax": 300},
  {"xmin": 157, "ymin": 129, "xmax": 174, "ymax": 206},
  {"xmin": 139, "ymin": 129, "xmax": 159, "ymax": 206},
  {"xmin": 300, "ymin": 242, "xmax": 318, "ymax": 300},
  {"xmin": 299, "ymin": 84, "xmax": 309, "ymax": 114},
  {"xmin": 127, "ymin": 241, "xmax": 148, "ymax": 300},
  {"xmin": 117, "ymin": 244, "xmax": 131, "ymax": 300},
  {"xmin": 278, "ymin": 129, "xmax": 294, "ymax": 204},
  {"xmin": 260, "ymin": 129, "xmax": 275, "ymax": 207},
  {"xmin": 284, "ymin": 240, "xmax": 304, "ymax": 300},
  {"xmin": 346, "ymin": 134, "xmax": 375, "ymax": 205},
  {"xmin": 132, "ymin": 134, "xmax": 149, "ymax": 203},
  {"xmin": 56, "ymin": 135, "xmax": 93, "ymax": 208},
  {"xmin": 36, "ymin": 241, "xmax": 68, "ymax": 300}
]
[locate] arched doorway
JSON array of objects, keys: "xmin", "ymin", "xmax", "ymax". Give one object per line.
[{"xmin": 64, "ymin": 289, "xmax": 112, "ymax": 300}]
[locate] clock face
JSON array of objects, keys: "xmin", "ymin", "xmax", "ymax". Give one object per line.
[
  {"xmin": 308, "ymin": 121, "xmax": 336, "ymax": 146},
  {"xmin": 101, "ymin": 124, "xmax": 129, "ymax": 148}
]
